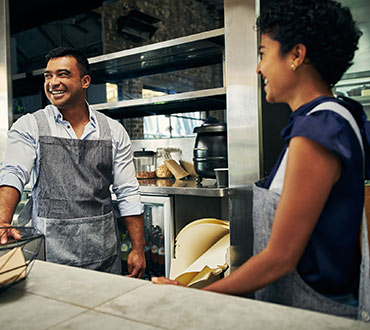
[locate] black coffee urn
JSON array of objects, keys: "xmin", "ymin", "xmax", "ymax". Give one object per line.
[{"xmin": 193, "ymin": 118, "xmax": 228, "ymax": 184}]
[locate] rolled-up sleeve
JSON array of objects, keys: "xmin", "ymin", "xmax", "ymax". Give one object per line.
[
  {"xmin": 0, "ymin": 114, "xmax": 38, "ymax": 194},
  {"xmin": 110, "ymin": 121, "xmax": 143, "ymax": 217}
]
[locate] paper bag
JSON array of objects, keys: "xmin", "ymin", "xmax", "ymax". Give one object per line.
[
  {"xmin": 170, "ymin": 218, "xmax": 230, "ymax": 288},
  {"xmin": 164, "ymin": 160, "xmax": 189, "ymax": 180},
  {"xmin": 0, "ymin": 247, "xmax": 27, "ymax": 286}
]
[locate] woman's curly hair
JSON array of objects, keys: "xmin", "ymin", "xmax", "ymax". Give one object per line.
[{"xmin": 256, "ymin": 0, "xmax": 362, "ymax": 87}]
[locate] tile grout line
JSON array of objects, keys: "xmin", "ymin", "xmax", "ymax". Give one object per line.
[{"xmin": 12, "ymin": 281, "xmax": 149, "ymax": 309}]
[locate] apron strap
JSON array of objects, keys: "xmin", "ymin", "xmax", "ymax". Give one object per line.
[
  {"xmin": 359, "ymin": 207, "xmax": 370, "ymax": 321},
  {"xmin": 308, "ymin": 101, "xmax": 364, "ymax": 157},
  {"xmin": 95, "ymin": 111, "xmax": 112, "ymax": 141},
  {"xmin": 33, "ymin": 110, "xmax": 51, "ymax": 136}
]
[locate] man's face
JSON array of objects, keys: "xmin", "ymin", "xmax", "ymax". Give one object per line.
[{"xmin": 44, "ymin": 56, "xmax": 90, "ymax": 110}]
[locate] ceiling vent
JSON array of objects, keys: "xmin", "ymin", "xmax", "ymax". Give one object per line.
[{"xmin": 117, "ymin": 10, "xmax": 160, "ymax": 42}]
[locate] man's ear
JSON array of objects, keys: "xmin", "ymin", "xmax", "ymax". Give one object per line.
[
  {"xmin": 291, "ymin": 43, "xmax": 308, "ymax": 68},
  {"xmin": 81, "ymin": 75, "xmax": 91, "ymax": 89}
]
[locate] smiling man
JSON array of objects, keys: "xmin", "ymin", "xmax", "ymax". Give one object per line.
[{"xmin": 0, "ymin": 47, "xmax": 146, "ymax": 278}]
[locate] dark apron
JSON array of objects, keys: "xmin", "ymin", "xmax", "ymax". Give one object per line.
[{"xmin": 18, "ymin": 109, "xmax": 121, "ymax": 274}]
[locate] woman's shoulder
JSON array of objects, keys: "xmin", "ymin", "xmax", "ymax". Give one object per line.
[{"xmin": 288, "ymin": 101, "xmax": 362, "ymax": 161}]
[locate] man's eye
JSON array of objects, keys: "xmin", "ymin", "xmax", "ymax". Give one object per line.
[
  {"xmin": 59, "ymin": 72, "xmax": 69, "ymax": 77},
  {"xmin": 44, "ymin": 74, "xmax": 51, "ymax": 79}
]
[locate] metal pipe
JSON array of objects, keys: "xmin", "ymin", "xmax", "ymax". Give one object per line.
[
  {"xmin": 224, "ymin": 0, "xmax": 260, "ymax": 273},
  {"xmin": 0, "ymin": 0, "xmax": 12, "ymax": 162}
]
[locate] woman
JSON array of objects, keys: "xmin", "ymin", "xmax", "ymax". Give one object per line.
[{"xmin": 153, "ymin": 0, "xmax": 369, "ymax": 321}]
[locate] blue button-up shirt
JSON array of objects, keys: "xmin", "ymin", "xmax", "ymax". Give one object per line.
[{"xmin": 0, "ymin": 104, "xmax": 143, "ymax": 217}]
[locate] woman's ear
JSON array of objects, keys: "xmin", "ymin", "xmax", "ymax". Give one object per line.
[
  {"xmin": 291, "ymin": 43, "xmax": 308, "ymax": 69},
  {"xmin": 81, "ymin": 75, "xmax": 91, "ymax": 89}
]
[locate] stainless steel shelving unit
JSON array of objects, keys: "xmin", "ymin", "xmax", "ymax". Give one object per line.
[
  {"xmin": 12, "ymin": 28, "xmax": 226, "ymax": 118},
  {"xmin": 335, "ymin": 70, "xmax": 370, "ymax": 115},
  {"xmin": 88, "ymin": 28, "xmax": 225, "ymax": 82},
  {"xmin": 92, "ymin": 87, "xmax": 226, "ymax": 118}
]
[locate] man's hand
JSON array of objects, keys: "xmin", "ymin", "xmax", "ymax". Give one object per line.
[
  {"xmin": 0, "ymin": 223, "xmax": 21, "ymax": 244},
  {"xmin": 126, "ymin": 248, "xmax": 146, "ymax": 278},
  {"xmin": 122, "ymin": 214, "xmax": 146, "ymax": 278},
  {"xmin": 151, "ymin": 276, "xmax": 185, "ymax": 287}
]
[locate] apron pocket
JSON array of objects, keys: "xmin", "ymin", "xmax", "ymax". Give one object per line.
[
  {"xmin": 291, "ymin": 270, "xmax": 358, "ymax": 318},
  {"xmin": 36, "ymin": 211, "xmax": 118, "ymax": 267}
]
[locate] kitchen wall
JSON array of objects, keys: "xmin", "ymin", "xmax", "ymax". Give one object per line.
[{"xmin": 100, "ymin": 0, "xmax": 224, "ymax": 139}]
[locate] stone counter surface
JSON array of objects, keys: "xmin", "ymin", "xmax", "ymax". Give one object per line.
[{"xmin": 0, "ymin": 261, "xmax": 368, "ymax": 330}]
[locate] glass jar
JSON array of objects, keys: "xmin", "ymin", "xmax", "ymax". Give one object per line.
[
  {"xmin": 155, "ymin": 148, "xmax": 172, "ymax": 178},
  {"xmin": 133, "ymin": 149, "xmax": 156, "ymax": 179}
]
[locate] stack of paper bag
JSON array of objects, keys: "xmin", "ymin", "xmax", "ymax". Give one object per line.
[
  {"xmin": 170, "ymin": 218, "xmax": 229, "ymax": 288},
  {"xmin": 0, "ymin": 247, "xmax": 27, "ymax": 287}
]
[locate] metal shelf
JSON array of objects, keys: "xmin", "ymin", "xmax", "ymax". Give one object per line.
[
  {"xmin": 352, "ymin": 95, "xmax": 370, "ymax": 107},
  {"xmin": 88, "ymin": 28, "xmax": 224, "ymax": 83},
  {"xmin": 91, "ymin": 87, "xmax": 226, "ymax": 118},
  {"xmin": 12, "ymin": 28, "xmax": 225, "ymax": 117},
  {"xmin": 28, "ymin": 28, "xmax": 224, "ymax": 83}
]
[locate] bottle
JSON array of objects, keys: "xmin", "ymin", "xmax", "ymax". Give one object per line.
[
  {"xmin": 151, "ymin": 227, "xmax": 159, "ymax": 275},
  {"xmin": 144, "ymin": 232, "xmax": 152, "ymax": 277},
  {"xmin": 158, "ymin": 234, "xmax": 165, "ymax": 276},
  {"xmin": 120, "ymin": 230, "xmax": 132, "ymax": 275}
]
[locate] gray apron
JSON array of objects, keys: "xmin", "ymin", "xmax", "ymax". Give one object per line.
[
  {"xmin": 18, "ymin": 109, "xmax": 121, "ymax": 274},
  {"xmin": 253, "ymin": 102, "xmax": 370, "ymax": 321},
  {"xmin": 253, "ymin": 183, "xmax": 370, "ymax": 321}
]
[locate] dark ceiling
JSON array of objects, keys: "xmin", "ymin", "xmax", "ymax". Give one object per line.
[
  {"xmin": 9, "ymin": 0, "xmax": 105, "ymax": 35},
  {"xmin": 9, "ymin": 0, "xmax": 223, "ymax": 35},
  {"xmin": 9, "ymin": 0, "xmax": 224, "ymax": 77}
]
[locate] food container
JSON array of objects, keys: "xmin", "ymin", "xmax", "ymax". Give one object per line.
[
  {"xmin": 133, "ymin": 149, "xmax": 156, "ymax": 179},
  {"xmin": 155, "ymin": 148, "xmax": 172, "ymax": 178},
  {"xmin": 193, "ymin": 119, "xmax": 228, "ymax": 179}
]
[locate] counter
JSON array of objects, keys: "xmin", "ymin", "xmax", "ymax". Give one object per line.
[
  {"xmin": 0, "ymin": 261, "xmax": 367, "ymax": 330},
  {"xmin": 138, "ymin": 178, "xmax": 228, "ymax": 197}
]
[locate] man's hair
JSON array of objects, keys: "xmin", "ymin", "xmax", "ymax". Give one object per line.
[
  {"xmin": 256, "ymin": 0, "xmax": 362, "ymax": 87},
  {"xmin": 45, "ymin": 47, "xmax": 91, "ymax": 77}
]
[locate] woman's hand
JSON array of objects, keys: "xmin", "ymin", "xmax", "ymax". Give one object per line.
[{"xmin": 151, "ymin": 276, "xmax": 185, "ymax": 286}]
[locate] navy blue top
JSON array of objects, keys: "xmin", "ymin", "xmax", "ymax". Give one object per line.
[{"xmin": 265, "ymin": 96, "xmax": 368, "ymax": 295}]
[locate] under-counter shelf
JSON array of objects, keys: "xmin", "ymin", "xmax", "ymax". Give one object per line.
[
  {"xmin": 91, "ymin": 87, "xmax": 226, "ymax": 118},
  {"xmin": 138, "ymin": 177, "xmax": 229, "ymax": 197}
]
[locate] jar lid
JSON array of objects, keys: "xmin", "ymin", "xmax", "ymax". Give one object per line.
[{"xmin": 134, "ymin": 149, "xmax": 156, "ymax": 157}]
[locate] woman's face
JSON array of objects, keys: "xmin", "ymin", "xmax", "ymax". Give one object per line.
[{"xmin": 256, "ymin": 33, "xmax": 295, "ymax": 104}]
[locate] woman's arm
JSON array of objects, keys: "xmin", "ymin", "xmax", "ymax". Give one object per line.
[{"xmin": 203, "ymin": 136, "xmax": 341, "ymax": 295}]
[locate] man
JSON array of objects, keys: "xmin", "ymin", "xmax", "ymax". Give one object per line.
[{"xmin": 0, "ymin": 47, "xmax": 146, "ymax": 278}]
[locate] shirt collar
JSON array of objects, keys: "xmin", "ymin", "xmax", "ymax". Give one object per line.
[{"xmin": 49, "ymin": 101, "xmax": 97, "ymax": 128}]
